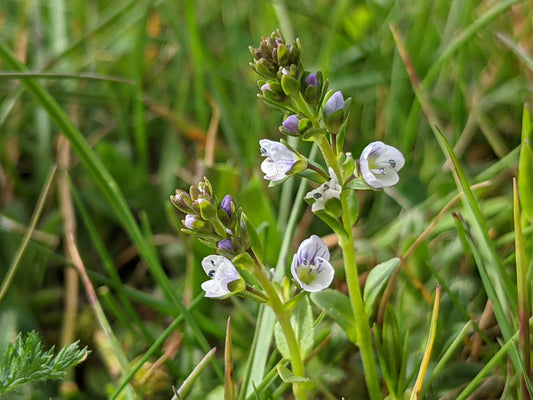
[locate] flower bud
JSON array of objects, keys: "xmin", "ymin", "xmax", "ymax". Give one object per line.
[
  {"xmin": 218, "ymin": 238, "xmax": 233, "ymax": 252},
  {"xmin": 323, "ymin": 91, "xmax": 345, "ymax": 134},
  {"xmin": 170, "ymin": 190, "xmax": 194, "ymax": 214},
  {"xmin": 219, "ymin": 195, "xmax": 233, "ymax": 218},
  {"xmin": 282, "ymin": 115, "xmax": 300, "ymax": 134}
]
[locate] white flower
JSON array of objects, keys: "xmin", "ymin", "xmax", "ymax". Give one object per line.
[
  {"xmin": 260, "ymin": 139, "xmax": 301, "ymax": 181},
  {"xmin": 291, "ymin": 235, "xmax": 334, "ymax": 292},
  {"xmin": 358, "ymin": 141, "xmax": 405, "ymax": 188},
  {"xmin": 304, "ymin": 168, "xmax": 342, "ymax": 212},
  {"xmin": 201, "ymin": 255, "xmax": 240, "ymax": 298}
]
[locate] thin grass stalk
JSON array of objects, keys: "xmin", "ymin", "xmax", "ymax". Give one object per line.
[
  {"xmin": 172, "ymin": 347, "xmax": 217, "ymax": 400},
  {"xmin": 410, "ymin": 285, "xmax": 441, "ymax": 400},
  {"xmin": 225, "ymin": 317, "xmax": 236, "ymax": 400},
  {"xmin": 514, "ymin": 178, "xmax": 532, "ymax": 398},
  {"xmin": 0, "ymin": 166, "xmax": 56, "ymax": 303}
]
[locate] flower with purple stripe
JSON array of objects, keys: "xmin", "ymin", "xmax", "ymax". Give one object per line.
[
  {"xmin": 291, "ymin": 235, "xmax": 334, "ymax": 292},
  {"xmin": 260, "ymin": 139, "xmax": 301, "ymax": 181},
  {"xmin": 201, "ymin": 255, "xmax": 240, "ymax": 298},
  {"xmin": 358, "ymin": 141, "xmax": 405, "ymax": 188}
]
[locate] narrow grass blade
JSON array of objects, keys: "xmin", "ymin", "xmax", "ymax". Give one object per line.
[
  {"xmin": 173, "ymin": 347, "xmax": 217, "ymax": 400},
  {"xmin": 0, "ymin": 166, "xmax": 56, "ymax": 304},
  {"xmin": 410, "ymin": 285, "xmax": 441, "ymax": 400},
  {"xmin": 225, "ymin": 317, "xmax": 236, "ymax": 400},
  {"xmin": 514, "ymin": 178, "xmax": 532, "ymax": 397}
]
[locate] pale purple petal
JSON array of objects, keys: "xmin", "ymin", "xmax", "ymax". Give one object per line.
[
  {"xmin": 324, "ymin": 91, "xmax": 344, "ymax": 119},
  {"xmin": 359, "ymin": 141, "xmax": 404, "ymax": 188}
]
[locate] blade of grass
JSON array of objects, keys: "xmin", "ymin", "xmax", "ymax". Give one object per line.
[
  {"xmin": 0, "ymin": 166, "xmax": 56, "ymax": 303},
  {"xmin": 225, "ymin": 317, "xmax": 236, "ymax": 400},
  {"xmin": 409, "ymin": 285, "xmax": 441, "ymax": 400},
  {"xmin": 514, "ymin": 178, "xmax": 532, "ymax": 398}
]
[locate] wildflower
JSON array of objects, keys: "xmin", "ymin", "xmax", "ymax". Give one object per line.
[
  {"xmin": 291, "ymin": 235, "xmax": 334, "ymax": 292},
  {"xmin": 259, "ymin": 139, "xmax": 305, "ymax": 181},
  {"xmin": 358, "ymin": 141, "xmax": 405, "ymax": 188},
  {"xmin": 304, "ymin": 168, "xmax": 342, "ymax": 212},
  {"xmin": 201, "ymin": 255, "xmax": 241, "ymax": 298}
]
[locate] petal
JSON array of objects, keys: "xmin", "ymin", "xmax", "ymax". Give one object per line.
[
  {"xmin": 261, "ymin": 159, "xmax": 285, "ymax": 181},
  {"xmin": 201, "ymin": 255, "xmax": 238, "ymax": 280},
  {"xmin": 300, "ymin": 258, "xmax": 334, "ymax": 292},
  {"xmin": 360, "ymin": 141, "xmax": 385, "ymax": 161},
  {"xmin": 201, "ymin": 279, "xmax": 231, "ymax": 298},
  {"xmin": 359, "ymin": 159, "xmax": 385, "ymax": 188},
  {"xmin": 298, "ymin": 235, "xmax": 330, "ymax": 263},
  {"xmin": 373, "ymin": 145, "xmax": 405, "ymax": 171},
  {"xmin": 324, "ymin": 91, "xmax": 344, "ymax": 118}
]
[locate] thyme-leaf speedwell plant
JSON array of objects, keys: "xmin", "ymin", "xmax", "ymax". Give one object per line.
[{"xmin": 171, "ymin": 30, "xmax": 405, "ymax": 399}]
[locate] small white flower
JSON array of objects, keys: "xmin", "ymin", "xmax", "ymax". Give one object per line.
[
  {"xmin": 304, "ymin": 168, "xmax": 342, "ymax": 212},
  {"xmin": 358, "ymin": 141, "xmax": 405, "ymax": 188},
  {"xmin": 260, "ymin": 139, "xmax": 301, "ymax": 181},
  {"xmin": 291, "ymin": 235, "xmax": 334, "ymax": 292},
  {"xmin": 201, "ymin": 255, "xmax": 240, "ymax": 298}
]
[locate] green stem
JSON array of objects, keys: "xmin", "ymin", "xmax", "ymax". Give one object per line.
[
  {"xmin": 340, "ymin": 195, "xmax": 382, "ymax": 400},
  {"xmin": 251, "ymin": 257, "xmax": 307, "ymax": 399},
  {"xmin": 315, "ymin": 135, "xmax": 342, "ymax": 180}
]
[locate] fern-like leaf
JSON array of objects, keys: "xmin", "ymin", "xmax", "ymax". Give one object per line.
[{"xmin": 0, "ymin": 330, "xmax": 89, "ymax": 395}]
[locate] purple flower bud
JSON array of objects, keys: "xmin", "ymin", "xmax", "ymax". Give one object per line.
[
  {"xmin": 282, "ymin": 115, "xmax": 300, "ymax": 134},
  {"xmin": 261, "ymin": 83, "xmax": 271, "ymax": 92},
  {"xmin": 184, "ymin": 214, "xmax": 196, "ymax": 229},
  {"xmin": 220, "ymin": 195, "xmax": 233, "ymax": 218},
  {"xmin": 305, "ymin": 73, "xmax": 318, "ymax": 87},
  {"xmin": 324, "ymin": 91, "xmax": 345, "ymax": 119},
  {"xmin": 218, "ymin": 238, "xmax": 233, "ymax": 252}
]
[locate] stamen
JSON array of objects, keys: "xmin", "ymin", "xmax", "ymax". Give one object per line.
[
  {"xmin": 389, "ymin": 159, "xmax": 396, "ymax": 168},
  {"xmin": 208, "ymin": 270, "xmax": 216, "ymax": 278},
  {"xmin": 378, "ymin": 167, "xmax": 385, "ymax": 174},
  {"xmin": 313, "ymin": 193, "xmax": 322, "ymax": 199}
]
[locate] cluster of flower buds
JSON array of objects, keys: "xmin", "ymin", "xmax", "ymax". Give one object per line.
[
  {"xmin": 251, "ymin": 30, "xmax": 327, "ymax": 119},
  {"xmin": 170, "ymin": 178, "xmax": 251, "ymax": 257}
]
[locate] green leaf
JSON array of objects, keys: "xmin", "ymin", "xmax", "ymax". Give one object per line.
[
  {"xmin": 342, "ymin": 189, "xmax": 359, "ymax": 224},
  {"xmin": 276, "ymin": 364, "xmax": 312, "ymax": 384},
  {"xmin": 518, "ymin": 104, "xmax": 533, "ymax": 222},
  {"xmin": 241, "ymin": 212, "xmax": 263, "ymax": 265},
  {"xmin": 363, "ymin": 257, "xmax": 400, "ymax": 315},
  {"xmin": 310, "ymin": 289, "xmax": 357, "ymax": 342},
  {"xmin": 274, "ymin": 297, "xmax": 314, "ymax": 360}
]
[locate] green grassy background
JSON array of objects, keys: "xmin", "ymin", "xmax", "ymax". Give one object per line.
[{"xmin": 0, "ymin": 0, "xmax": 531, "ymax": 398}]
